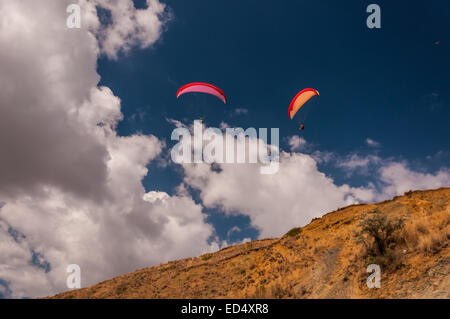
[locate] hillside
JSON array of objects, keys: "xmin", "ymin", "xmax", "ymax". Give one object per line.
[{"xmin": 51, "ymin": 188, "xmax": 450, "ymax": 299}]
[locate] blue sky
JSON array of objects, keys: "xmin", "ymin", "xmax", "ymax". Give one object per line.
[{"xmin": 97, "ymin": 0, "xmax": 450, "ymax": 242}]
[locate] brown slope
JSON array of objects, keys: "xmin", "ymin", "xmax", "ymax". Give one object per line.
[{"xmin": 50, "ymin": 188, "xmax": 450, "ymax": 299}]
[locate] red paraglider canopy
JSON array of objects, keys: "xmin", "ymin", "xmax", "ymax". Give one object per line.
[{"xmin": 176, "ymin": 82, "xmax": 227, "ymax": 104}]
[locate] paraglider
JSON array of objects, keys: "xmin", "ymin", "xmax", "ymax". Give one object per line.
[
  {"xmin": 176, "ymin": 82, "xmax": 227, "ymax": 104},
  {"xmin": 288, "ymin": 88, "xmax": 319, "ymax": 131}
]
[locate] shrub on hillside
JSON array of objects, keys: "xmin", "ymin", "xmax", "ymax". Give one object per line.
[
  {"xmin": 284, "ymin": 227, "xmax": 302, "ymax": 238},
  {"xmin": 354, "ymin": 210, "xmax": 404, "ymax": 266}
]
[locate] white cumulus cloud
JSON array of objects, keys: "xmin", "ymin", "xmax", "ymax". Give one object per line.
[
  {"xmin": 288, "ymin": 135, "xmax": 307, "ymax": 152},
  {"xmin": 379, "ymin": 162, "xmax": 450, "ymax": 198}
]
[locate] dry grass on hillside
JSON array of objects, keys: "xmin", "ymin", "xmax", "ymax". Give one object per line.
[{"xmin": 401, "ymin": 208, "xmax": 450, "ymax": 254}]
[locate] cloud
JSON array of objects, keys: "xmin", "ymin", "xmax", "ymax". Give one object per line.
[
  {"xmin": 336, "ymin": 154, "xmax": 381, "ymax": 176},
  {"xmin": 234, "ymin": 108, "xmax": 248, "ymax": 116},
  {"xmin": 84, "ymin": 0, "xmax": 171, "ymax": 59},
  {"xmin": 288, "ymin": 136, "xmax": 307, "ymax": 152},
  {"xmin": 0, "ymin": 0, "xmax": 217, "ymax": 298},
  {"xmin": 128, "ymin": 108, "xmax": 147, "ymax": 122},
  {"xmin": 143, "ymin": 191, "xmax": 170, "ymax": 203},
  {"xmin": 166, "ymin": 117, "xmax": 186, "ymax": 128},
  {"xmin": 379, "ymin": 162, "xmax": 450, "ymax": 198},
  {"xmin": 365, "ymin": 138, "xmax": 381, "ymax": 148}
]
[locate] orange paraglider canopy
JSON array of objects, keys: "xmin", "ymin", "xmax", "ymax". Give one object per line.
[{"xmin": 288, "ymin": 88, "xmax": 319, "ymax": 119}]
